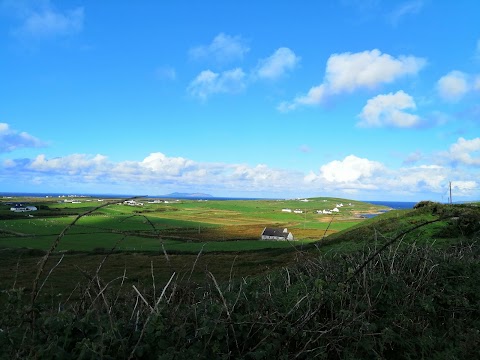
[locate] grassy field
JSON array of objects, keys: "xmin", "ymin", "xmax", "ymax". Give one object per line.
[
  {"xmin": 0, "ymin": 195, "xmax": 389, "ymax": 298},
  {"xmin": 0, "ymin": 196, "xmax": 388, "ymax": 252},
  {"xmin": 0, "ymin": 195, "xmax": 394, "ymax": 299},
  {"xmin": 1, "ymin": 200, "xmax": 479, "ymax": 358}
]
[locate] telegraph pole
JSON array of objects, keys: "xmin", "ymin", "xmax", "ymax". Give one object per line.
[{"xmin": 449, "ymin": 181, "xmax": 452, "ymax": 204}]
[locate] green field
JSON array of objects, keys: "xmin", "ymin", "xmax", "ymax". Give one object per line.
[{"xmin": 0, "ymin": 196, "xmax": 388, "ymax": 253}]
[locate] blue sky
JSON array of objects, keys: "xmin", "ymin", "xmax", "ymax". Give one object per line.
[{"xmin": 1, "ymin": 0, "xmax": 479, "ymax": 201}]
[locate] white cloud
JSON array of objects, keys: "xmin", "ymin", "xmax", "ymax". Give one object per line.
[
  {"xmin": 277, "ymin": 84, "xmax": 327, "ymax": 112},
  {"xmin": 0, "ymin": 123, "xmax": 45, "ymax": 152},
  {"xmin": 140, "ymin": 152, "xmax": 193, "ymax": 176},
  {"xmin": 437, "ymin": 70, "xmax": 469, "ymax": 102},
  {"xmin": 189, "ymin": 33, "xmax": 249, "ymax": 63},
  {"xmin": 358, "ymin": 90, "xmax": 421, "ymax": 128},
  {"xmin": 326, "ymin": 49, "xmax": 426, "ymax": 93},
  {"xmin": 3, "ymin": 146, "xmax": 479, "ymax": 199},
  {"xmin": 6, "ymin": 0, "xmax": 84, "ymax": 38},
  {"xmin": 280, "ymin": 49, "xmax": 426, "ymax": 111},
  {"xmin": 394, "ymin": 165, "xmax": 446, "ymax": 192},
  {"xmin": 389, "ymin": 0, "xmax": 424, "ymax": 25},
  {"xmin": 255, "ymin": 47, "xmax": 300, "ymax": 80},
  {"xmin": 444, "ymin": 137, "xmax": 480, "ymax": 166},
  {"xmin": 4, "ymin": 152, "xmax": 300, "ymax": 195},
  {"xmin": 452, "ymin": 180, "xmax": 477, "ymax": 191},
  {"xmin": 319, "ymin": 155, "xmax": 384, "ymax": 183},
  {"xmin": 29, "ymin": 154, "xmax": 107, "ymax": 174},
  {"xmin": 187, "ymin": 68, "xmax": 246, "ymax": 100},
  {"xmin": 304, "ymin": 158, "xmax": 454, "ymax": 198}
]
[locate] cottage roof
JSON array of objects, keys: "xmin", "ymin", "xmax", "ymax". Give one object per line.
[{"xmin": 262, "ymin": 227, "xmax": 289, "ymax": 238}]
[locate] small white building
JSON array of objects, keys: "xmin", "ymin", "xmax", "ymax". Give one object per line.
[
  {"xmin": 10, "ymin": 205, "xmax": 37, "ymax": 212},
  {"xmin": 293, "ymin": 209, "xmax": 303, "ymax": 214},
  {"xmin": 281, "ymin": 208, "xmax": 292, "ymax": 213},
  {"xmin": 261, "ymin": 227, "xmax": 294, "ymax": 241},
  {"xmin": 148, "ymin": 199, "xmax": 164, "ymax": 204},
  {"xmin": 123, "ymin": 200, "xmax": 144, "ymax": 206}
]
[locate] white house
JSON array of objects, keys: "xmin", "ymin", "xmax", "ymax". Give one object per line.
[
  {"xmin": 261, "ymin": 227, "xmax": 294, "ymax": 241},
  {"xmin": 281, "ymin": 208, "xmax": 292, "ymax": 213},
  {"xmin": 147, "ymin": 200, "xmax": 164, "ymax": 204},
  {"xmin": 293, "ymin": 209, "xmax": 303, "ymax": 214},
  {"xmin": 10, "ymin": 205, "xmax": 37, "ymax": 212},
  {"xmin": 332, "ymin": 207, "xmax": 340, "ymax": 212},
  {"xmin": 123, "ymin": 200, "xmax": 144, "ymax": 206}
]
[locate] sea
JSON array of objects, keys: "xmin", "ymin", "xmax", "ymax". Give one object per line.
[{"xmin": 365, "ymin": 201, "xmax": 417, "ymax": 210}]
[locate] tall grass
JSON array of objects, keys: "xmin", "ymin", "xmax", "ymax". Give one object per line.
[{"xmin": 1, "ymin": 202, "xmax": 479, "ymax": 358}]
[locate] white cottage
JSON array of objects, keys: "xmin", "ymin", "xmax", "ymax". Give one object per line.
[
  {"xmin": 261, "ymin": 227, "xmax": 294, "ymax": 241},
  {"xmin": 10, "ymin": 205, "xmax": 37, "ymax": 212}
]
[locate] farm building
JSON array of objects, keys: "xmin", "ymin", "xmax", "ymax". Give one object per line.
[
  {"xmin": 10, "ymin": 204, "xmax": 37, "ymax": 212},
  {"xmin": 281, "ymin": 208, "xmax": 292, "ymax": 213},
  {"xmin": 123, "ymin": 200, "xmax": 144, "ymax": 206},
  {"xmin": 261, "ymin": 227, "xmax": 294, "ymax": 241}
]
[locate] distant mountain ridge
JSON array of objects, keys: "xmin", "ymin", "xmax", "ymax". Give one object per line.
[{"xmin": 161, "ymin": 192, "xmax": 213, "ymax": 198}]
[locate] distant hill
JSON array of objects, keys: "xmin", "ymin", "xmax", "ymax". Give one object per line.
[{"xmin": 161, "ymin": 192, "xmax": 213, "ymax": 198}]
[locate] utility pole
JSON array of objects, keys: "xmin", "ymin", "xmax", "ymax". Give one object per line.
[{"xmin": 449, "ymin": 181, "xmax": 452, "ymax": 204}]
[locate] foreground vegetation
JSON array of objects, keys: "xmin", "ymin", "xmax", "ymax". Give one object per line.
[{"xmin": 1, "ymin": 199, "xmax": 479, "ymax": 358}]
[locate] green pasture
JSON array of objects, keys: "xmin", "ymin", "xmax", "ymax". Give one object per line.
[
  {"xmin": 0, "ymin": 196, "xmax": 389, "ymax": 253},
  {"xmin": 0, "ymin": 232, "xmax": 312, "ymax": 252}
]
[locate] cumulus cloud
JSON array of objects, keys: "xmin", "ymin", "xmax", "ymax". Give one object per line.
[
  {"xmin": 2, "ymin": 145, "xmax": 479, "ymax": 199},
  {"xmin": 325, "ymin": 49, "xmax": 425, "ymax": 93},
  {"xmin": 281, "ymin": 49, "xmax": 426, "ymax": 111},
  {"xmin": 443, "ymin": 137, "xmax": 480, "ymax": 166},
  {"xmin": 0, "ymin": 123, "xmax": 45, "ymax": 152},
  {"xmin": 437, "ymin": 70, "xmax": 470, "ymax": 102},
  {"xmin": 140, "ymin": 152, "xmax": 193, "ymax": 175},
  {"xmin": 254, "ymin": 47, "xmax": 300, "ymax": 80},
  {"xmin": 187, "ymin": 68, "xmax": 246, "ymax": 100},
  {"xmin": 319, "ymin": 155, "xmax": 384, "ymax": 183},
  {"xmin": 452, "ymin": 180, "xmax": 477, "ymax": 192},
  {"xmin": 395, "ymin": 165, "xmax": 446, "ymax": 191},
  {"xmin": 29, "ymin": 153, "xmax": 108, "ymax": 173},
  {"xmin": 304, "ymin": 157, "xmax": 455, "ymax": 198},
  {"xmin": 3, "ymin": 152, "xmax": 299, "ymax": 195},
  {"xmin": 278, "ymin": 84, "xmax": 327, "ymax": 112},
  {"xmin": 358, "ymin": 90, "xmax": 421, "ymax": 128},
  {"xmin": 189, "ymin": 33, "xmax": 249, "ymax": 63}
]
